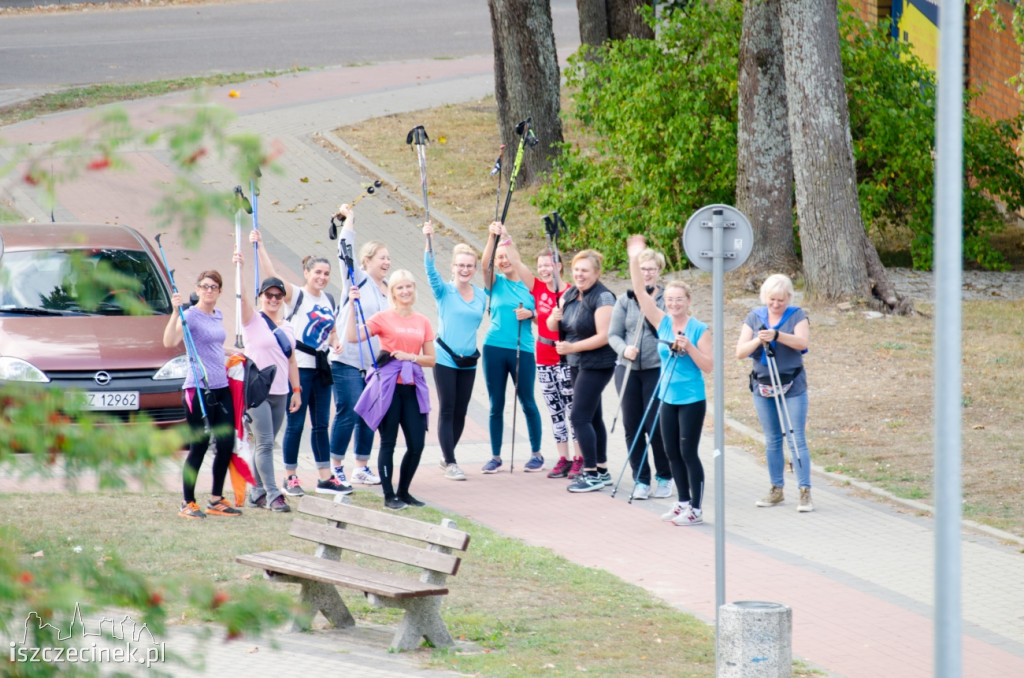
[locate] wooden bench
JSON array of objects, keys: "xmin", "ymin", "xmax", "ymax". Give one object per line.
[{"xmin": 237, "ymin": 495, "xmax": 471, "ymax": 651}]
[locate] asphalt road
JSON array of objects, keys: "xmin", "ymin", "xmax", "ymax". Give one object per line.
[{"xmin": 0, "ymin": 0, "xmax": 580, "ymax": 90}]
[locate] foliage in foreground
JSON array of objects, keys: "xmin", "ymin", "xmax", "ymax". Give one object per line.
[{"xmin": 535, "ymin": 4, "xmax": 1024, "ymax": 272}]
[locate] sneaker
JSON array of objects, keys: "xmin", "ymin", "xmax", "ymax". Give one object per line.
[
  {"xmin": 652, "ymin": 477, "xmax": 673, "ymax": 498},
  {"xmin": 269, "ymin": 495, "xmax": 291, "ymax": 513},
  {"xmin": 179, "ymin": 501, "xmax": 206, "ymax": 519},
  {"xmin": 547, "ymin": 457, "xmax": 572, "ymax": 479},
  {"xmin": 798, "ymin": 487, "xmax": 814, "ymax": 513},
  {"xmin": 332, "ymin": 465, "xmax": 351, "ymax": 488},
  {"xmin": 567, "ymin": 457, "xmax": 584, "ymax": 479},
  {"xmin": 671, "ymin": 506, "xmax": 704, "ymax": 526},
  {"xmin": 206, "ymin": 498, "xmax": 242, "ymax": 516},
  {"xmin": 631, "ymin": 482, "xmax": 651, "ymax": 500},
  {"xmin": 755, "ymin": 485, "xmax": 785, "ymax": 507},
  {"xmin": 523, "ymin": 454, "xmax": 545, "ymax": 472},
  {"xmin": 439, "ymin": 458, "xmax": 449, "ymax": 471},
  {"xmin": 444, "ymin": 463, "xmax": 467, "ymax": 481},
  {"xmin": 660, "ymin": 501, "xmax": 691, "ymax": 521},
  {"xmin": 398, "ymin": 494, "xmax": 426, "ymax": 507},
  {"xmin": 567, "ymin": 473, "xmax": 605, "ymax": 493},
  {"xmin": 597, "ymin": 470, "xmax": 612, "ymax": 486},
  {"xmin": 351, "ymin": 466, "xmax": 381, "ymax": 485},
  {"xmin": 244, "ymin": 492, "xmax": 267, "ymax": 509},
  {"xmin": 384, "ymin": 497, "xmax": 408, "ymax": 511},
  {"xmin": 481, "ymin": 457, "xmax": 503, "ymax": 474},
  {"xmin": 283, "ymin": 475, "xmax": 305, "ymax": 497},
  {"xmin": 316, "ymin": 477, "xmax": 354, "ymax": 495}
]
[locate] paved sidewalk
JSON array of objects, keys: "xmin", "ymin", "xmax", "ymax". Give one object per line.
[{"xmin": 4, "ymin": 57, "xmax": 1024, "ymax": 678}]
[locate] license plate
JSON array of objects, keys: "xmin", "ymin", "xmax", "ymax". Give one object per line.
[{"xmin": 84, "ymin": 391, "xmax": 140, "ymax": 411}]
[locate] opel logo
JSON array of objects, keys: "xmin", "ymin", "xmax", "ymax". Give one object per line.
[{"xmin": 94, "ymin": 371, "xmax": 112, "ymax": 386}]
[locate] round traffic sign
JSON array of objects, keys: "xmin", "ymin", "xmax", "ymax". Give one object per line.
[{"xmin": 681, "ymin": 204, "xmax": 754, "ymax": 273}]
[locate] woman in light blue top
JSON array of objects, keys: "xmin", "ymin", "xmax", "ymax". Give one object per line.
[
  {"xmin": 479, "ymin": 221, "xmax": 544, "ymax": 473},
  {"xmin": 627, "ymin": 235, "xmax": 713, "ymax": 527},
  {"xmin": 422, "ymin": 221, "xmax": 486, "ymax": 480}
]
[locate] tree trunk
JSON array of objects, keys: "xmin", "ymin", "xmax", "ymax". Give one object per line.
[
  {"xmin": 489, "ymin": 0, "xmax": 565, "ymax": 191},
  {"xmin": 779, "ymin": 0, "xmax": 897, "ymax": 305},
  {"xmin": 608, "ymin": 0, "xmax": 654, "ymax": 40},
  {"xmin": 577, "ymin": 0, "xmax": 610, "ymax": 48},
  {"xmin": 736, "ymin": 0, "xmax": 798, "ymax": 280}
]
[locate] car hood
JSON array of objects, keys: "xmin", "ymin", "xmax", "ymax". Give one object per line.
[{"xmin": 0, "ymin": 314, "xmax": 180, "ymax": 371}]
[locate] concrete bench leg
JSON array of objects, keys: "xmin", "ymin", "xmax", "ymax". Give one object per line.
[
  {"xmin": 290, "ymin": 581, "xmax": 356, "ymax": 633},
  {"xmin": 389, "ymin": 595, "xmax": 453, "ymax": 651}
]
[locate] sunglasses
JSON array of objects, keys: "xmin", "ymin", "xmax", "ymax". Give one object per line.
[
  {"xmin": 263, "ymin": 291, "xmax": 285, "ymax": 300},
  {"xmin": 198, "ymin": 283, "xmax": 220, "ymax": 291}
]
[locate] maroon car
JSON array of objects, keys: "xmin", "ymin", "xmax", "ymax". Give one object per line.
[{"xmin": 0, "ymin": 223, "xmax": 188, "ymax": 425}]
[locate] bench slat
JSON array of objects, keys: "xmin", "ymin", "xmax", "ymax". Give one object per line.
[
  {"xmin": 298, "ymin": 496, "xmax": 470, "ymax": 551},
  {"xmin": 289, "ymin": 519, "xmax": 461, "ymax": 575},
  {"xmin": 236, "ymin": 550, "xmax": 449, "ymax": 599}
]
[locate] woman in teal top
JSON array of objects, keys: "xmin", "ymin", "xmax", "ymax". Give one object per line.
[
  {"xmin": 627, "ymin": 235, "xmax": 713, "ymax": 526},
  {"xmin": 479, "ymin": 221, "xmax": 544, "ymax": 473},
  {"xmin": 422, "ymin": 221, "xmax": 486, "ymax": 481}
]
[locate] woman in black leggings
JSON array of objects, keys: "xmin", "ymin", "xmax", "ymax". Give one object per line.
[{"xmin": 548, "ymin": 250, "xmax": 618, "ymax": 493}]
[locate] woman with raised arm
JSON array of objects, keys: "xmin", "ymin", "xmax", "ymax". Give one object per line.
[
  {"xmin": 626, "ymin": 234, "xmax": 713, "ymax": 525},
  {"xmin": 608, "ymin": 247, "xmax": 673, "ymax": 500},
  {"xmin": 478, "ymin": 222, "xmax": 544, "ymax": 473},
  {"xmin": 162, "ymin": 269, "xmax": 240, "ymax": 519},
  {"xmin": 547, "ymin": 249, "xmax": 617, "ymax": 493},
  {"xmin": 349, "ymin": 270, "xmax": 436, "ymax": 510},
  {"xmin": 734, "ymin": 273, "xmax": 813, "ymax": 512},
  {"xmin": 422, "ymin": 221, "xmax": 486, "ymax": 481},
  {"xmin": 508, "ymin": 243, "xmax": 582, "ymax": 478},
  {"xmin": 250, "ymin": 229, "xmax": 344, "ymax": 497},
  {"xmin": 329, "ymin": 203, "xmax": 388, "ymax": 488},
  {"xmin": 233, "ymin": 249, "xmax": 302, "ymax": 513}
]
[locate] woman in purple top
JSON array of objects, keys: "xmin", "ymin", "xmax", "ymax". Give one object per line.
[{"xmin": 162, "ymin": 269, "xmax": 240, "ymax": 520}]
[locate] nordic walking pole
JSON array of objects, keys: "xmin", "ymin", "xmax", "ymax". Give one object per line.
[
  {"xmin": 251, "ymin": 174, "xmax": 260, "ymax": 302},
  {"xmin": 611, "ymin": 351, "xmax": 678, "ymax": 500},
  {"xmin": 406, "ymin": 125, "xmax": 432, "ymax": 253},
  {"xmin": 233, "ymin": 186, "xmax": 249, "ymax": 350},
  {"xmin": 763, "ymin": 336, "xmax": 802, "ymax": 473},
  {"xmin": 509, "ymin": 302, "xmax": 524, "ymax": 473},
  {"xmin": 328, "ymin": 182, "xmax": 383, "ymax": 240},
  {"xmin": 491, "ymin": 144, "xmax": 505, "ymax": 222},
  {"xmin": 340, "ymin": 239, "xmax": 373, "ymax": 378},
  {"xmin": 154, "ymin": 234, "xmax": 211, "ymax": 433},
  {"xmin": 610, "ymin": 312, "xmax": 646, "ymax": 434}
]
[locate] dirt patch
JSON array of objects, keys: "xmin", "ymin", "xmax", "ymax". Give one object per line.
[{"xmin": 335, "ymin": 97, "xmax": 1024, "ymax": 540}]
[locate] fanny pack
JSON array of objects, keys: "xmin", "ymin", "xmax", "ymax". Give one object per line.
[
  {"xmin": 296, "ymin": 342, "xmax": 334, "ymax": 386},
  {"xmin": 749, "ymin": 366, "xmax": 802, "ymax": 398},
  {"xmin": 436, "ymin": 336, "xmax": 480, "ymax": 368}
]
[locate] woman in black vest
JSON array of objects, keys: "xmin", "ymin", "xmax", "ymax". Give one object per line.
[{"xmin": 548, "ymin": 249, "xmax": 618, "ymax": 493}]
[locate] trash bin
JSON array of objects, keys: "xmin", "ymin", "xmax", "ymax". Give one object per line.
[{"xmin": 717, "ymin": 600, "xmax": 792, "ymax": 677}]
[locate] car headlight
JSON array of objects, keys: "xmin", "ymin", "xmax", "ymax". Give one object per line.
[
  {"xmin": 153, "ymin": 355, "xmax": 190, "ymax": 381},
  {"xmin": 0, "ymin": 357, "xmax": 50, "ymax": 383}
]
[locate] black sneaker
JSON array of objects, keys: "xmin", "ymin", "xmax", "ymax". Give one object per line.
[
  {"xmin": 567, "ymin": 474, "xmax": 605, "ymax": 493},
  {"xmin": 245, "ymin": 492, "xmax": 267, "ymax": 509},
  {"xmin": 316, "ymin": 477, "xmax": 354, "ymax": 495},
  {"xmin": 384, "ymin": 497, "xmax": 408, "ymax": 511},
  {"xmin": 398, "ymin": 494, "xmax": 426, "ymax": 507},
  {"xmin": 269, "ymin": 495, "xmax": 291, "ymax": 513}
]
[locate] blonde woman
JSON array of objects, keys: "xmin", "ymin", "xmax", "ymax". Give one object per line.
[{"xmin": 350, "ymin": 270, "xmax": 437, "ymax": 511}]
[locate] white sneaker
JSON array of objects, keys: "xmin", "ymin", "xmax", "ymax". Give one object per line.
[
  {"xmin": 652, "ymin": 477, "xmax": 673, "ymax": 498},
  {"xmin": 631, "ymin": 483, "xmax": 651, "ymax": 500},
  {"xmin": 444, "ymin": 463, "xmax": 467, "ymax": 481},
  {"xmin": 660, "ymin": 501, "xmax": 690, "ymax": 521},
  {"xmin": 671, "ymin": 506, "xmax": 703, "ymax": 526},
  {"xmin": 351, "ymin": 466, "xmax": 381, "ymax": 485}
]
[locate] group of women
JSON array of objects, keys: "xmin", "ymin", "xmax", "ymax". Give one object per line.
[{"xmin": 164, "ymin": 204, "xmax": 814, "ymax": 518}]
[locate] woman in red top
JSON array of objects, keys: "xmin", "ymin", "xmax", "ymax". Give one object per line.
[
  {"xmin": 509, "ymin": 245, "xmax": 582, "ymax": 478},
  {"xmin": 348, "ymin": 269, "xmax": 436, "ymax": 510}
]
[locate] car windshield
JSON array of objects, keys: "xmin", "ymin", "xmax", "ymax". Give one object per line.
[{"xmin": 0, "ymin": 248, "xmax": 172, "ymax": 316}]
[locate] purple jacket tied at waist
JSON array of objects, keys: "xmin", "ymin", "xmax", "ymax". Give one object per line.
[{"xmin": 354, "ymin": 359, "xmax": 431, "ymax": 429}]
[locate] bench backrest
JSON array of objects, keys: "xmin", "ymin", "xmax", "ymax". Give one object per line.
[{"xmin": 290, "ymin": 496, "xmax": 471, "ymax": 577}]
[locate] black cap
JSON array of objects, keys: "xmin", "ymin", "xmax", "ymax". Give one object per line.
[{"xmin": 258, "ymin": 277, "xmax": 285, "ymax": 296}]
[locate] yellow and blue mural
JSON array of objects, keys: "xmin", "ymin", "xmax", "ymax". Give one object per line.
[{"xmin": 890, "ymin": 0, "xmax": 940, "ymax": 70}]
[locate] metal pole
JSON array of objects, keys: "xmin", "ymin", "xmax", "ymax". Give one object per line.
[
  {"xmin": 711, "ymin": 207, "xmax": 726, "ymax": 646},
  {"xmin": 934, "ymin": 0, "xmax": 964, "ymax": 675}
]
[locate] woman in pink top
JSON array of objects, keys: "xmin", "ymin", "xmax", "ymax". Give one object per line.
[{"xmin": 348, "ymin": 269, "xmax": 437, "ymax": 511}]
